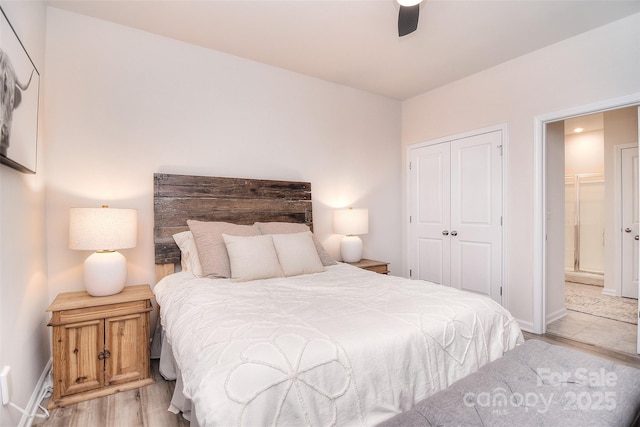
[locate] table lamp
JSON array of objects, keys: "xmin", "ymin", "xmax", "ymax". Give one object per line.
[
  {"xmin": 334, "ymin": 207, "xmax": 368, "ymax": 262},
  {"xmin": 69, "ymin": 205, "xmax": 137, "ymax": 296}
]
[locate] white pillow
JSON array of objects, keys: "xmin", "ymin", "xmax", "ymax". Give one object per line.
[
  {"xmin": 172, "ymin": 231, "xmax": 203, "ymax": 276},
  {"xmin": 187, "ymin": 220, "xmax": 260, "ymax": 278},
  {"xmin": 272, "ymin": 231, "xmax": 325, "ymax": 277},
  {"xmin": 222, "ymin": 234, "xmax": 284, "ymax": 282},
  {"xmin": 254, "ymin": 222, "xmax": 336, "ymax": 266}
]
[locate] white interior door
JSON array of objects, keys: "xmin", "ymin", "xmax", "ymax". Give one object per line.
[
  {"xmin": 450, "ymin": 132, "xmax": 503, "ymax": 300},
  {"xmin": 408, "ymin": 130, "xmax": 503, "ymax": 303},
  {"xmin": 621, "ymin": 146, "xmax": 638, "ymax": 299},
  {"xmin": 408, "ymin": 142, "xmax": 451, "ymax": 285}
]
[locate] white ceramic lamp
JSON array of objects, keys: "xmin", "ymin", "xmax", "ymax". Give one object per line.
[
  {"xmin": 69, "ymin": 206, "xmax": 137, "ymax": 296},
  {"xmin": 334, "ymin": 208, "xmax": 369, "ymax": 263}
]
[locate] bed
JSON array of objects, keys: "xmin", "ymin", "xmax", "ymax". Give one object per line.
[{"xmin": 152, "ymin": 173, "xmax": 524, "ymax": 427}]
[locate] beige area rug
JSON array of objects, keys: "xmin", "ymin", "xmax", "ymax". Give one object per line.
[{"xmin": 565, "ymin": 282, "xmax": 638, "ymax": 325}]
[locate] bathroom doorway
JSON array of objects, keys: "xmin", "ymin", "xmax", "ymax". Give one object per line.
[{"xmin": 546, "ymin": 108, "xmax": 639, "ymax": 355}]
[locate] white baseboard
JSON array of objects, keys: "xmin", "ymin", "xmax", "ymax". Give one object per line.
[
  {"xmin": 20, "ymin": 358, "xmax": 52, "ymax": 427},
  {"xmin": 601, "ymin": 287, "xmax": 618, "ymax": 297},
  {"xmin": 516, "ymin": 318, "xmax": 535, "ymax": 333},
  {"xmin": 546, "ymin": 307, "xmax": 567, "ymax": 324}
]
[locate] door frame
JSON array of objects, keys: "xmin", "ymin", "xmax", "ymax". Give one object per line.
[
  {"xmin": 406, "ymin": 123, "xmax": 508, "ymax": 306},
  {"xmin": 533, "ymin": 93, "xmax": 640, "ymax": 334}
]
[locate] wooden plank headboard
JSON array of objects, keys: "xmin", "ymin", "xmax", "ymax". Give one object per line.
[{"xmin": 154, "ymin": 173, "xmax": 312, "ymax": 279}]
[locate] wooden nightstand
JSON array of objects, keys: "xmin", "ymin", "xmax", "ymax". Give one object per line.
[
  {"xmin": 46, "ymin": 284, "xmax": 154, "ymax": 409},
  {"xmin": 347, "ymin": 258, "xmax": 389, "ymax": 274}
]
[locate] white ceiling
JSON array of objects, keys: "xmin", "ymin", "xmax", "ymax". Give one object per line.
[{"xmin": 46, "ymin": 0, "xmax": 640, "ymax": 100}]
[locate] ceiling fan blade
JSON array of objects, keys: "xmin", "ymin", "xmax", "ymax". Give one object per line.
[{"xmin": 398, "ymin": 4, "xmax": 419, "ymax": 37}]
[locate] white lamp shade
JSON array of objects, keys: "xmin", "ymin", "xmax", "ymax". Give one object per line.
[
  {"xmin": 69, "ymin": 207, "xmax": 137, "ymax": 250},
  {"xmin": 333, "ymin": 208, "xmax": 368, "ymax": 236},
  {"xmin": 70, "ymin": 206, "xmax": 137, "ymax": 296}
]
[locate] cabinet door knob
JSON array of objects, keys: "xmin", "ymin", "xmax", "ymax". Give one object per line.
[
  {"xmin": 451, "ymin": 230, "xmax": 458, "ymax": 236},
  {"xmin": 442, "ymin": 230, "xmax": 449, "ymax": 236},
  {"xmin": 625, "ymin": 227, "xmax": 632, "ymax": 233}
]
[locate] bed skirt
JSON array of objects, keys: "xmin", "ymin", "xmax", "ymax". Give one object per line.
[{"xmin": 157, "ymin": 325, "xmax": 198, "ymax": 426}]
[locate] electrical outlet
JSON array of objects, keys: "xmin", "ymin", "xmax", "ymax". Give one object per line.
[{"xmin": 0, "ymin": 366, "xmax": 10, "ymax": 405}]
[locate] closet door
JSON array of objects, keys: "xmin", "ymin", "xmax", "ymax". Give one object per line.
[
  {"xmin": 408, "ymin": 142, "xmax": 451, "ymax": 286},
  {"xmin": 449, "ymin": 131, "xmax": 503, "ymax": 300},
  {"xmin": 408, "ymin": 130, "xmax": 503, "ymax": 303}
]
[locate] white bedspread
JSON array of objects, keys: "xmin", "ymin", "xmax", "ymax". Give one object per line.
[{"xmin": 154, "ymin": 263, "xmax": 523, "ymax": 427}]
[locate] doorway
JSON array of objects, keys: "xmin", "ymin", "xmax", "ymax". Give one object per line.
[
  {"xmin": 536, "ymin": 99, "xmax": 640, "ymax": 355},
  {"xmin": 546, "ymin": 110, "xmax": 638, "ymax": 355}
]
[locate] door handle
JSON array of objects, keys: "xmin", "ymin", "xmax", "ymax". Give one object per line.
[
  {"xmin": 450, "ymin": 231, "xmax": 458, "ymax": 236},
  {"xmin": 442, "ymin": 230, "xmax": 449, "ymax": 236}
]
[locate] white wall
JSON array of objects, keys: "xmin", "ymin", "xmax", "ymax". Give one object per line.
[
  {"xmin": 0, "ymin": 1, "xmax": 48, "ymax": 425},
  {"xmin": 565, "ymin": 130, "xmax": 604, "ymax": 175},
  {"xmin": 402, "ymin": 13, "xmax": 640, "ymax": 329},
  {"xmin": 43, "ymin": 8, "xmax": 402, "ymax": 302}
]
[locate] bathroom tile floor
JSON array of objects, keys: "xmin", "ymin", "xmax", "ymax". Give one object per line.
[{"xmin": 547, "ymin": 305, "xmax": 638, "ymax": 355}]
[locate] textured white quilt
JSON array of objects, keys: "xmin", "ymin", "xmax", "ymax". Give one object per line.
[{"xmin": 154, "ymin": 263, "xmax": 523, "ymax": 427}]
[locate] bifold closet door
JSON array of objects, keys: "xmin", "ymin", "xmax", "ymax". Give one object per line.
[{"xmin": 409, "ymin": 130, "xmax": 503, "ymax": 303}]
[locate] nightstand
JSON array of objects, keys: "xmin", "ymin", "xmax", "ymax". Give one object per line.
[
  {"xmin": 46, "ymin": 284, "xmax": 154, "ymax": 409},
  {"xmin": 347, "ymin": 258, "xmax": 389, "ymax": 274}
]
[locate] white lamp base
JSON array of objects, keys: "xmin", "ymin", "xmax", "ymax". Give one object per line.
[
  {"xmin": 341, "ymin": 235, "xmax": 363, "ymax": 263},
  {"xmin": 84, "ymin": 251, "xmax": 127, "ymax": 296}
]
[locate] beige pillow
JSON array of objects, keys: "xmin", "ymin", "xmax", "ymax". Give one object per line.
[
  {"xmin": 187, "ymin": 220, "xmax": 260, "ymax": 278},
  {"xmin": 272, "ymin": 231, "xmax": 325, "ymax": 277},
  {"xmin": 172, "ymin": 231, "xmax": 203, "ymax": 276},
  {"xmin": 222, "ymin": 234, "xmax": 284, "ymax": 282},
  {"xmin": 254, "ymin": 222, "xmax": 336, "ymax": 266}
]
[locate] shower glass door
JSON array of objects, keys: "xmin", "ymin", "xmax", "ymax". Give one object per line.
[{"xmin": 565, "ymin": 174, "xmax": 605, "ymax": 275}]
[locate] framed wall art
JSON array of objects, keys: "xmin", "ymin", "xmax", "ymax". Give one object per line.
[{"xmin": 0, "ymin": 7, "xmax": 40, "ymax": 174}]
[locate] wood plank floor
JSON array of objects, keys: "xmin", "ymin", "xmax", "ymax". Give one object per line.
[
  {"xmin": 33, "ymin": 335, "xmax": 640, "ymax": 426},
  {"xmin": 523, "ymin": 331, "xmax": 640, "ymax": 369},
  {"xmin": 33, "ymin": 360, "xmax": 188, "ymax": 427}
]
